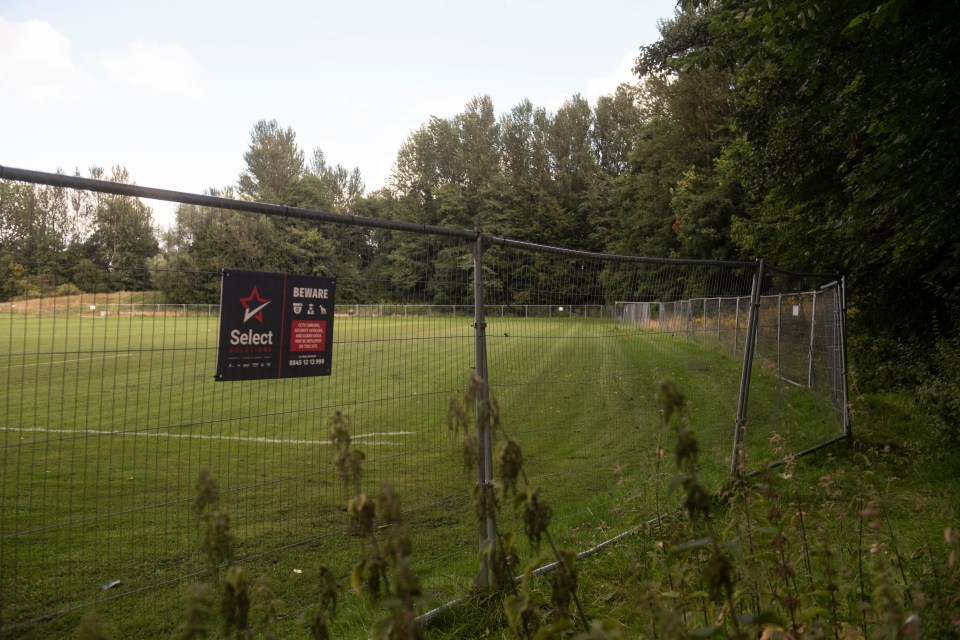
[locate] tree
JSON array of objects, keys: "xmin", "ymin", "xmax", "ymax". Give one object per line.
[
  {"xmin": 456, "ymin": 95, "xmax": 501, "ymax": 198},
  {"xmin": 82, "ymin": 167, "xmax": 159, "ymax": 291},
  {"xmin": 592, "ymin": 84, "xmax": 644, "ymax": 178},
  {"xmin": 0, "ymin": 257, "xmax": 27, "ymax": 301},
  {"xmin": 0, "ymin": 179, "xmax": 69, "ymax": 275},
  {"xmin": 152, "ymin": 189, "xmax": 277, "ymax": 303},
  {"xmin": 307, "ymin": 148, "xmax": 365, "ymax": 213},
  {"xmin": 548, "ymin": 94, "xmax": 597, "ymax": 212},
  {"xmin": 606, "ymin": 56, "xmax": 740, "ymax": 263},
  {"xmin": 237, "ymin": 119, "xmax": 305, "ymax": 203},
  {"xmin": 645, "ymin": 0, "xmax": 960, "ymax": 387}
]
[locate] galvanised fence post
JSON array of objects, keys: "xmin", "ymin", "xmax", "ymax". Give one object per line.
[
  {"xmin": 807, "ymin": 290, "xmax": 819, "ymax": 388},
  {"xmin": 731, "ymin": 259, "xmax": 765, "ymax": 476},
  {"xmin": 777, "ymin": 293, "xmax": 782, "ymax": 375},
  {"xmin": 840, "ymin": 277, "xmax": 851, "ymax": 437},
  {"xmin": 470, "ymin": 232, "xmax": 495, "ymax": 588}
]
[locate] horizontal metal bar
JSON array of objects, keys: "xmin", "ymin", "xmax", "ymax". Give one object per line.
[
  {"xmin": 0, "ymin": 165, "xmax": 476, "ymax": 240},
  {"xmin": 743, "ymin": 434, "xmax": 850, "ymax": 479},
  {"xmin": 416, "ymin": 511, "xmax": 668, "ymax": 625},
  {"xmin": 818, "ymin": 281, "xmax": 840, "ymax": 291}
]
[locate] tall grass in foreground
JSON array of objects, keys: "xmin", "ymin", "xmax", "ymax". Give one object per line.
[
  {"xmin": 426, "ymin": 384, "xmax": 960, "ymax": 639},
  {"xmin": 70, "ymin": 380, "xmax": 959, "ymax": 639}
]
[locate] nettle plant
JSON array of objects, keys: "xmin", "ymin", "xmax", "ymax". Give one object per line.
[
  {"xmin": 446, "ymin": 374, "xmax": 618, "ymax": 639},
  {"xmin": 175, "ymin": 412, "xmax": 426, "ymax": 640},
  {"xmin": 329, "ymin": 410, "xmax": 426, "ymax": 640},
  {"xmin": 632, "ymin": 379, "xmax": 960, "ymax": 640},
  {"xmin": 179, "ymin": 467, "xmax": 335, "ymax": 640}
]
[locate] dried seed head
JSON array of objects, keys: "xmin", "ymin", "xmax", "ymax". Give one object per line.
[
  {"xmin": 377, "ymin": 482, "xmax": 402, "ymax": 526},
  {"xmin": 683, "ymin": 479, "xmax": 711, "ymax": 520},
  {"xmin": 549, "ymin": 549, "xmax": 578, "ymax": 615},
  {"xmin": 703, "ymin": 549, "xmax": 735, "ymax": 603},
  {"xmin": 348, "ymin": 494, "xmax": 377, "ymax": 532},
  {"xmin": 460, "ymin": 436, "xmax": 479, "ymax": 476},
  {"xmin": 522, "ymin": 488, "xmax": 553, "ymax": 549},
  {"xmin": 497, "ymin": 438, "xmax": 524, "ymax": 496},
  {"xmin": 192, "ymin": 468, "xmax": 219, "ymax": 517},
  {"xmin": 202, "ymin": 510, "xmax": 233, "ymax": 568},
  {"xmin": 221, "ymin": 564, "xmax": 250, "ymax": 635},
  {"xmin": 656, "ymin": 378, "xmax": 685, "ymax": 422},
  {"xmin": 675, "ymin": 427, "xmax": 699, "ymax": 469},
  {"xmin": 316, "ymin": 565, "xmax": 338, "ymax": 618}
]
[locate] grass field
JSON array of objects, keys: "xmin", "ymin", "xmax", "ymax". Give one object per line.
[{"xmin": 0, "ymin": 308, "xmax": 843, "ymax": 638}]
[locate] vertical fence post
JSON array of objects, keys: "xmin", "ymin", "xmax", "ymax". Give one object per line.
[
  {"xmin": 734, "ymin": 297, "xmax": 740, "ymax": 353},
  {"xmin": 731, "ymin": 259, "xmax": 764, "ymax": 476},
  {"xmin": 807, "ymin": 291, "xmax": 818, "ymax": 387},
  {"xmin": 717, "ymin": 297, "xmax": 721, "ymax": 346},
  {"xmin": 839, "ymin": 277, "xmax": 851, "ymax": 437},
  {"xmin": 700, "ymin": 298, "xmax": 705, "ymax": 343},
  {"xmin": 776, "ymin": 294, "xmax": 782, "ymax": 375},
  {"xmin": 470, "ymin": 233, "xmax": 494, "ymax": 588}
]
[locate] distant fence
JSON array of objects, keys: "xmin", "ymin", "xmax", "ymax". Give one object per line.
[
  {"xmin": 615, "ymin": 279, "xmax": 848, "ymax": 434},
  {"xmin": 0, "ymin": 302, "xmax": 609, "ymax": 319},
  {"xmin": 0, "ymin": 167, "xmax": 848, "ymax": 638}
]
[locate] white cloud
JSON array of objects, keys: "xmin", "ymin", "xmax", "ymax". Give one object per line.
[
  {"xmin": 0, "ymin": 17, "xmax": 82, "ymax": 103},
  {"xmin": 585, "ymin": 49, "xmax": 640, "ymax": 105},
  {"xmin": 100, "ymin": 39, "xmax": 201, "ymax": 96}
]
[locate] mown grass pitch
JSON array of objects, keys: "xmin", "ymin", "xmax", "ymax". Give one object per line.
[{"xmin": 0, "ymin": 311, "xmax": 840, "ymax": 637}]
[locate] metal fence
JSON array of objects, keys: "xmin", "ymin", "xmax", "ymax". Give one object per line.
[
  {"xmin": 615, "ymin": 269, "xmax": 849, "ymax": 470},
  {"xmin": 0, "ymin": 168, "xmax": 848, "ymax": 638}
]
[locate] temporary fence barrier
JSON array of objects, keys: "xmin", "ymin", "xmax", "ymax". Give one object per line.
[{"xmin": 0, "ymin": 166, "xmax": 848, "ymax": 637}]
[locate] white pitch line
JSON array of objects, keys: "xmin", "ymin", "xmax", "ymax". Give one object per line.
[
  {"xmin": 0, "ymin": 427, "xmax": 414, "ymax": 446},
  {"xmin": 0, "ymin": 353, "xmax": 131, "ymax": 370}
]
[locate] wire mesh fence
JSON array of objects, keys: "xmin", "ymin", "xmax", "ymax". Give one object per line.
[
  {"xmin": 743, "ymin": 268, "xmax": 849, "ymax": 462},
  {"xmin": 614, "ymin": 266, "xmax": 848, "ymax": 472},
  {"xmin": 0, "ymin": 236, "xmax": 483, "ymax": 638},
  {"xmin": 477, "ymin": 245, "xmax": 760, "ymax": 564},
  {"xmin": 0, "ymin": 169, "xmax": 848, "ymax": 638}
]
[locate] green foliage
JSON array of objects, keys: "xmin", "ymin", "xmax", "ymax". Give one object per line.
[
  {"xmin": 606, "ymin": 65, "xmax": 742, "ymax": 263},
  {"xmin": 0, "ymin": 256, "xmax": 27, "ymax": 301},
  {"xmin": 604, "ymin": 385, "xmax": 960, "ymax": 639},
  {"xmin": 237, "ymin": 119, "xmax": 305, "ymax": 203},
  {"xmin": 2, "ymin": 167, "xmax": 159, "ymax": 296},
  {"xmin": 331, "ymin": 412, "xmax": 425, "ymax": 639},
  {"xmin": 220, "ymin": 565, "xmax": 250, "ymax": 637},
  {"xmin": 83, "ymin": 174, "xmax": 159, "ymax": 290},
  {"xmin": 70, "ymin": 259, "xmax": 107, "ymax": 293},
  {"xmin": 177, "ymin": 583, "xmax": 214, "ymax": 640},
  {"xmin": 916, "ymin": 335, "xmax": 960, "ymax": 447},
  {"xmin": 644, "ymin": 0, "xmax": 960, "ymax": 395},
  {"xmin": 447, "ymin": 374, "xmax": 591, "ymax": 637}
]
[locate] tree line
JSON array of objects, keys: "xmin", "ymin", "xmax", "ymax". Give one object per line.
[
  {"xmin": 0, "ymin": 166, "xmax": 158, "ymax": 299},
  {"xmin": 2, "ymin": 0, "xmax": 957, "ymax": 405}
]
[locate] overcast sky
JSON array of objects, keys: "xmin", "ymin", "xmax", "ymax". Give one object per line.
[{"xmin": 1, "ymin": 0, "xmax": 677, "ymax": 227}]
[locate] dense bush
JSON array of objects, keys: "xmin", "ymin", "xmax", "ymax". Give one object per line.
[{"xmin": 916, "ymin": 335, "xmax": 960, "ymax": 447}]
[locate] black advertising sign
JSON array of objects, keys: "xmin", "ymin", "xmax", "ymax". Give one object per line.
[{"xmin": 215, "ymin": 269, "xmax": 336, "ymax": 381}]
